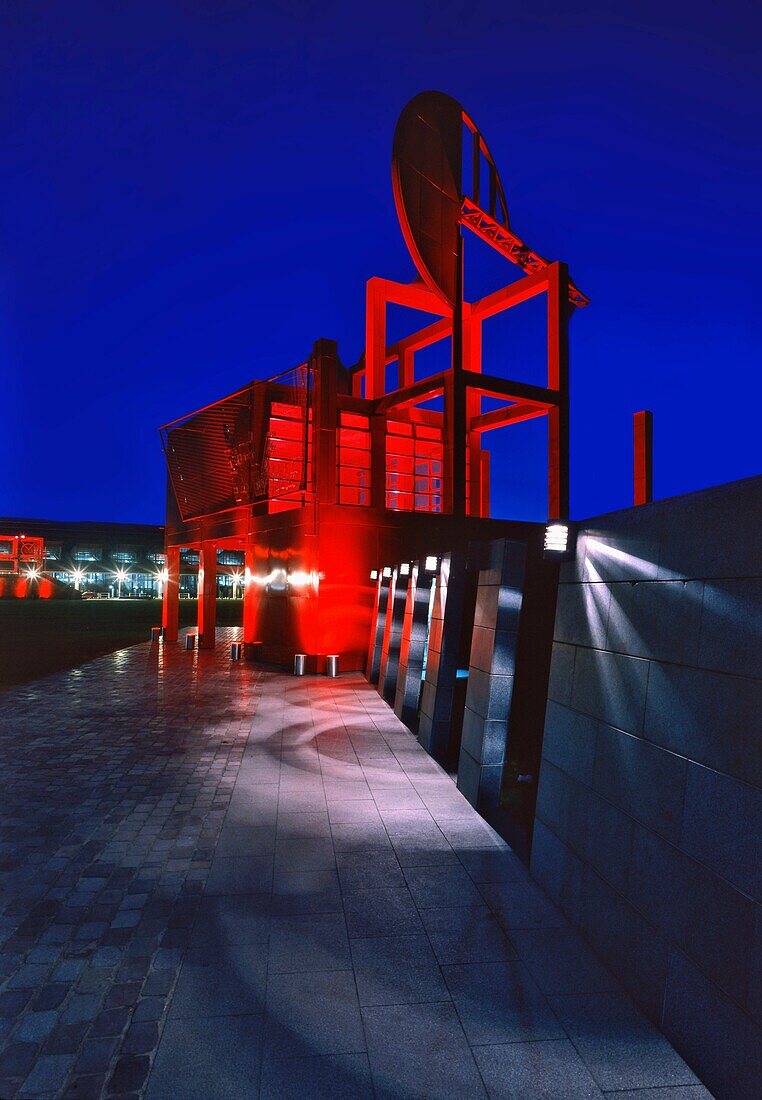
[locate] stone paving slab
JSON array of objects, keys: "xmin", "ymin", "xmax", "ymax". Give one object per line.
[{"xmin": 0, "ymin": 629, "xmax": 714, "ymax": 1099}]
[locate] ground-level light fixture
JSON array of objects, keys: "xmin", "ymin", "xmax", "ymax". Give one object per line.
[
  {"xmin": 543, "ymin": 522, "xmax": 575, "ymax": 561},
  {"xmin": 382, "ymin": 566, "xmax": 392, "ymax": 578},
  {"xmin": 424, "ymin": 555, "xmax": 438, "ymax": 572},
  {"xmin": 24, "ymin": 567, "xmax": 40, "ymax": 581},
  {"xmin": 399, "ymin": 562, "xmax": 410, "ymax": 576},
  {"xmin": 369, "ymin": 569, "xmax": 378, "ymax": 581},
  {"xmin": 114, "ymin": 568, "xmax": 129, "ymax": 598}
]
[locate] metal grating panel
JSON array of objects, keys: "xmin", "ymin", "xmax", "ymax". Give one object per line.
[{"xmin": 161, "ymin": 365, "xmax": 311, "ymax": 521}]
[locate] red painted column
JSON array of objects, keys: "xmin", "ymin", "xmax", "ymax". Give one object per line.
[
  {"xmin": 162, "ymin": 546, "xmax": 180, "ymax": 642},
  {"xmin": 197, "ymin": 542, "xmax": 217, "ymax": 650},
  {"xmin": 448, "ymin": 239, "xmax": 467, "ymax": 516},
  {"xmin": 243, "ymin": 540, "xmax": 262, "ymax": 658},
  {"xmin": 463, "ymin": 302, "xmax": 484, "ymax": 517},
  {"xmin": 312, "ymin": 340, "xmax": 339, "ymax": 506},
  {"xmin": 634, "ymin": 410, "xmax": 653, "ymax": 505},
  {"xmin": 370, "ymin": 413, "xmax": 386, "ymax": 510},
  {"xmin": 365, "ymin": 278, "xmax": 386, "ymax": 399},
  {"xmin": 547, "ymin": 261, "xmax": 570, "ymax": 519}
]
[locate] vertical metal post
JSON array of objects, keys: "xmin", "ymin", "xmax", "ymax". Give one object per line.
[
  {"xmin": 365, "ymin": 278, "xmax": 386, "ymax": 400},
  {"xmin": 313, "ymin": 339, "xmax": 339, "ymax": 506},
  {"xmin": 243, "ymin": 539, "xmax": 261, "ymax": 659},
  {"xmin": 547, "ymin": 261, "xmax": 570, "ymax": 519},
  {"xmin": 197, "ymin": 542, "xmax": 217, "ymax": 650},
  {"xmin": 634, "ymin": 410, "xmax": 653, "ymax": 505},
  {"xmin": 449, "ymin": 237, "xmax": 467, "ymax": 516},
  {"xmin": 162, "ymin": 546, "xmax": 180, "ymax": 643}
]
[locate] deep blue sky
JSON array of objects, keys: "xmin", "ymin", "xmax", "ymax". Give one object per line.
[{"xmin": 2, "ymin": 0, "xmax": 760, "ymax": 524}]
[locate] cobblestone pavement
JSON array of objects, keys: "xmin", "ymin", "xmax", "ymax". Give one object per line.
[{"xmin": 0, "ymin": 630, "xmax": 712, "ymax": 1099}]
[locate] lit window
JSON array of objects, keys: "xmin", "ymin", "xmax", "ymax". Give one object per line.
[
  {"xmin": 385, "ymin": 421, "xmax": 444, "ymax": 513},
  {"xmin": 217, "ymin": 550, "xmax": 244, "ymax": 566},
  {"xmin": 73, "ymin": 546, "xmax": 102, "ymax": 562},
  {"xmin": 338, "ymin": 412, "xmax": 371, "ymax": 506}
]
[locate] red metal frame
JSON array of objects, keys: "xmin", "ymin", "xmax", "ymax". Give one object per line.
[
  {"xmin": 0, "ymin": 534, "xmax": 44, "ymax": 574},
  {"xmin": 160, "ymin": 91, "xmax": 586, "ymax": 667}
]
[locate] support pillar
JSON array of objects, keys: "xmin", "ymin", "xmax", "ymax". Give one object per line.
[
  {"xmin": 243, "ymin": 541, "xmax": 262, "ymax": 659},
  {"xmin": 197, "ymin": 542, "xmax": 217, "ymax": 650},
  {"xmin": 162, "ymin": 546, "xmax": 180, "ymax": 643},
  {"xmin": 547, "ymin": 261, "xmax": 570, "ymax": 519},
  {"xmin": 418, "ymin": 550, "xmax": 469, "ymax": 766},
  {"xmin": 366, "ymin": 572, "xmax": 392, "ymax": 684},
  {"xmin": 394, "ymin": 560, "xmax": 436, "ymax": 731},
  {"xmin": 313, "ymin": 339, "xmax": 340, "ymax": 505},
  {"xmin": 378, "ymin": 564, "xmax": 410, "ymax": 704},
  {"xmin": 457, "ymin": 538, "xmax": 526, "ymax": 814},
  {"xmin": 447, "ymin": 239, "xmax": 467, "ymax": 516}
]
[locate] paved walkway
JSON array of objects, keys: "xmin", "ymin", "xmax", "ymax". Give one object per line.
[{"xmin": 0, "ymin": 630, "xmax": 711, "ymax": 1099}]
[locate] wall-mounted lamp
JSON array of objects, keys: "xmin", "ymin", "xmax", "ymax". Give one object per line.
[
  {"xmin": 399, "ymin": 562, "xmax": 410, "ymax": 576},
  {"xmin": 543, "ymin": 522, "xmax": 576, "ymax": 561},
  {"xmin": 424, "ymin": 555, "xmax": 438, "ymax": 572},
  {"xmin": 382, "ymin": 567, "xmax": 392, "ymax": 579},
  {"xmin": 369, "ymin": 569, "xmax": 378, "ymax": 581},
  {"xmin": 250, "ymin": 568, "xmax": 319, "ymax": 592}
]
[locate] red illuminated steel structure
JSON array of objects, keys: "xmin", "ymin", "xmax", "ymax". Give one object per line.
[
  {"xmin": 0, "ymin": 534, "xmax": 44, "ymax": 575},
  {"xmin": 160, "ymin": 91, "xmax": 587, "ymax": 669},
  {"xmin": 0, "ymin": 534, "xmax": 48, "ymax": 599}
]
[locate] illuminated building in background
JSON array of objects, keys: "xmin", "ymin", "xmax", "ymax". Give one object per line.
[{"xmin": 0, "ymin": 518, "xmax": 245, "ymax": 599}]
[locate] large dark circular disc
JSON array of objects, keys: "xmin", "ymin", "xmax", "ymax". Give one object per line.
[{"xmin": 392, "ymin": 91, "xmax": 465, "ymax": 308}]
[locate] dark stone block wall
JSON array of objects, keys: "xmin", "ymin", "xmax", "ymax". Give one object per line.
[
  {"xmin": 458, "ymin": 538, "xmax": 526, "ymax": 813},
  {"xmin": 530, "ymin": 475, "xmax": 762, "ymax": 1100},
  {"xmin": 418, "ymin": 551, "xmax": 469, "ymax": 765}
]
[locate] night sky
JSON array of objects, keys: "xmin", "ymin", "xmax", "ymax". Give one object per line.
[{"xmin": 2, "ymin": 1, "xmax": 760, "ymax": 524}]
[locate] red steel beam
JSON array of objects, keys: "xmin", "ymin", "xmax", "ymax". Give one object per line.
[
  {"xmin": 470, "ymin": 402, "xmax": 550, "ymax": 434},
  {"xmin": 471, "ymin": 270, "xmax": 550, "ymax": 321},
  {"xmin": 374, "ymin": 372, "xmax": 447, "ymax": 413},
  {"xmin": 461, "ymin": 369, "xmax": 559, "ymax": 408},
  {"xmin": 460, "ymin": 197, "xmax": 589, "ymax": 307}
]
